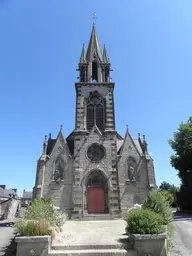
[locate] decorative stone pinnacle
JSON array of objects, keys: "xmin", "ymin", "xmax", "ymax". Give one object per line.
[
  {"xmin": 143, "ymin": 134, "xmax": 146, "ymax": 141},
  {"xmin": 49, "ymin": 133, "xmax": 51, "ymax": 139},
  {"xmin": 60, "ymin": 125, "xmax": 63, "ymax": 130},
  {"xmin": 44, "ymin": 135, "xmax": 48, "ymax": 142},
  {"xmin": 138, "ymin": 133, "xmax": 140, "ymax": 138}
]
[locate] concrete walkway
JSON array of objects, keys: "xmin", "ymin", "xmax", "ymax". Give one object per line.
[
  {"xmin": 0, "ymin": 221, "xmax": 16, "ymax": 256},
  {"xmin": 54, "ymin": 219, "xmax": 128, "ymax": 247},
  {"xmin": 170, "ymin": 213, "xmax": 192, "ymax": 256}
]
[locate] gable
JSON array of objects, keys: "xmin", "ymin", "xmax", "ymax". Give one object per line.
[{"xmin": 119, "ymin": 131, "xmax": 141, "ymax": 160}]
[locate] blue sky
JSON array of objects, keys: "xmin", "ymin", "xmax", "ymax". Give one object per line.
[{"xmin": 0, "ymin": 0, "xmax": 192, "ymax": 195}]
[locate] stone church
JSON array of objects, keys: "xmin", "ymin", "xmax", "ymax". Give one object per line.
[{"xmin": 33, "ymin": 24, "xmax": 156, "ymax": 219}]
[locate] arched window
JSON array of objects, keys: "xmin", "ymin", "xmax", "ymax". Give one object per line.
[
  {"xmin": 86, "ymin": 93, "xmax": 105, "ymax": 131},
  {"xmin": 92, "ymin": 61, "xmax": 98, "ymax": 82}
]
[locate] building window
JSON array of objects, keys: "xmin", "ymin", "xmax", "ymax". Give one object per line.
[
  {"xmin": 87, "ymin": 143, "xmax": 106, "ymax": 162},
  {"xmin": 86, "ymin": 93, "xmax": 105, "ymax": 131}
]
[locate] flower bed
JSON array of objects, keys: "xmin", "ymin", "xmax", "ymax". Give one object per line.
[{"xmin": 15, "ymin": 198, "xmax": 66, "ymax": 256}]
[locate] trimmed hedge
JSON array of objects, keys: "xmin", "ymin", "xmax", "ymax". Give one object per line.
[{"xmin": 125, "ymin": 207, "xmax": 165, "ymax": 234}]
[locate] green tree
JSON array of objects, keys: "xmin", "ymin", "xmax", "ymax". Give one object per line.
[
  {"xmin": 169, "ymin": 117, "xmax": 192, "ymax": 187},
  {"xmin": 159, "ymin": 181, "xmax": 171, "ymax": 191}
]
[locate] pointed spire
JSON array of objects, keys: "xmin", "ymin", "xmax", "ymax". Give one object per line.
[
  {"xmin": 42, "ymin": 135, "xmax": 48, "ymax": 155},
  {"xmin": 138, "ymin": 132, "xmax": 143, "ymax": 152},
  {"xmin": 57, "ymin": 125, "xmax": 64, "ymax": 140},
  {"xmin": 103, "ymin": 44, "xmax": 110, "ymax": 63},
  {"xmin": 143, "ymin": 134, "xmax": 148, "ymax": 153},
  {"xmin": 86, "ymin": 24, "xmax": 103, "ymax": 62},
  {"xmin": 124, "ymin": 125, "xmax": 129, "ymax": 137},
  {"xmin": 79, "ymin": 44, "xmax": 86, "ymax": 64}
]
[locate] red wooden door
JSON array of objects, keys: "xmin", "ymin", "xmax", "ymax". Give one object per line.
[{"xmin": 88, "ymin": 187, "xmax": 104, "ymax": 213}]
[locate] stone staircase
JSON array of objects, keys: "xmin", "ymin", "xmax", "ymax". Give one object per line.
[
  {"xmin": 49, "ymin": 243, "xmax": 137, "ymax": 256},
  {"xmin": 48, "ymin": 220, "xmax": 137, "ymax": 256}
]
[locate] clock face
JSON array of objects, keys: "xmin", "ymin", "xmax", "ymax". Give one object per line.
[{"xmin": 87, "ymin": 143, "xmax": 105, "ymax": 162}]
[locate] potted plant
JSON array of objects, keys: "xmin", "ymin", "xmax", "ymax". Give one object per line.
[
  {"xmin": 125, "ymin": 189, "xmax": 173, "ymax": 256},
  {"xmin": 15, "ymin": 198, "xmax": 66, "ymax": 256}
]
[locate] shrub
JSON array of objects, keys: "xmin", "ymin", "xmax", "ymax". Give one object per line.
[
  {"xmin": 160, "ymin": 190, "xmax": 174, "ymax": 206},
  {"xmin": 15, "ymin": 219, "xmax": 52, "ymax": 236},
  {"xmin": 15, "ymin": 198, "xmax": 66, "ymax": 237},
  {"xmin": 125, "ymin": 207, "xmax": 165, "ymax": 234},
  {"xmin": 24, "ymin": 198, "xmax": 66, "ymax": 228},
  {"xmin": 142, "ymin": 189, "xmax": 173, "ymax": 225}
]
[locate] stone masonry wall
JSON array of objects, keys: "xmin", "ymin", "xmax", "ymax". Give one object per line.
[
  {"xmin": 118, "ymin": 132, "xmax": 150, "ymax": 217},
  {"xmin": 44, "ymin": 136, "xmax": 73, "ymax": 211},
  {"xmin": 72, "ymin": 128, "xmax": 120, "ymax": 216}
]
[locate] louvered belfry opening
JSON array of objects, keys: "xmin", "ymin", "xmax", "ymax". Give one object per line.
[
  {"xmin": 86, "ymin": 93, "xmax": 105, "ymax": 131},
  {"xmin": 92, "ymin": 61, "xmax": 98, "ymax": 82},
  {"xmin": 80, "ymin": 66, "xmax": 85, "ymax": 82}
]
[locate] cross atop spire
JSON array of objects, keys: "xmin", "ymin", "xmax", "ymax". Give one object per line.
[{"xmin": 93, "ymin": 12, "xmax": 97, "ymax": 24}]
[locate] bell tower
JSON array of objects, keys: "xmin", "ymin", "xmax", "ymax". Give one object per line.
[
  {"xmin": 75, "ymin": 24, "xmax": 115, "ymax": 135},
  {"xmin": 71, "ymin": 24, "xmax": 121, "ymax": 218}
]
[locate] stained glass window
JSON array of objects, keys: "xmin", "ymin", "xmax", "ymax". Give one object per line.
[
  {"xmin": 86, "ymin": 94, "xmax": 105, "ymax": 131},
  {"xmin": 87, "ymin": 143, "xmax": 105, "ymax": 162}
]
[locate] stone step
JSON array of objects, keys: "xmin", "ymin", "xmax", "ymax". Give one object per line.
[
  {"xmin": 49, "ymin": 248, "xmax": 137, "ymax": 256},
  {"xmin": 81, "ymin": 214, "xmax": 114, "ymax": 220},
  {"xmin": 52, "ymin": 242, "xmax": 132, "ymax": 251}
]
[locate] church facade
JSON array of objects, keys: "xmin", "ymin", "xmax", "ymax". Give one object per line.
[{"xmin": 33, "ymin": 24, "xmax": 156, "ymax": 219}]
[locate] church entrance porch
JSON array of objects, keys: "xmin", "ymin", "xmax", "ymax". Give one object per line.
[{"xmin": 84, "ymin": 169, "xmax": 109, "ymax": 215}]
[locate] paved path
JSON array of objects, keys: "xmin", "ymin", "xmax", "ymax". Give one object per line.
[
  {"xmin": 54, "ymin": 219, "xmax": 128, "ymax": 247},
  {"xmin": 170, "ymin": 213, "xmax": 192, "ymax": 256},
  {"xmin": 0, "ymin": 221, "xmax": 16, "ymax": 256}
]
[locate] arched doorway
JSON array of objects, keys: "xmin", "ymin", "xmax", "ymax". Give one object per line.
[{"xmin": 85, "ymin": 170, "xmax": 109, "ymax": 214}]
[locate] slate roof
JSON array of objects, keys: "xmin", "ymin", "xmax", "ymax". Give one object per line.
[
  {"xmin": 22, "ymin": 191, "xmax": 33, "ymax": 199},
  {"xmin": 46, "ymin": 136, "xmax": 74, "ymax": 156},
  {"xmin": 46, "ymin": 139, "xmax": 56, "ymax": 155},
  {"xmin": 0, "ymin": 187, "xmax": 16, "ymax": 199}
]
